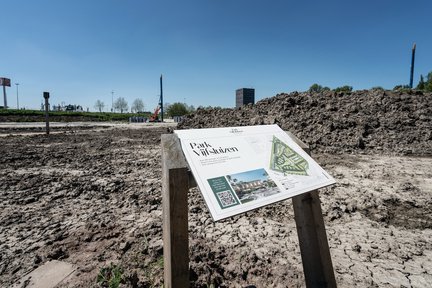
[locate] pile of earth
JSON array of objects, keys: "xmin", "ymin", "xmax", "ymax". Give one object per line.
[{"xmin": 179, "ymin": 89, "xmax": 432, "ymax": 156}]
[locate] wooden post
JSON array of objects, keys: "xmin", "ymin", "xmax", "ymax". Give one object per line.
[
  {"xmin": 2, "ymin": 85, "xmax": 6, "ymax": 108},
  {"xmin": 43, "ymin": 92, "xmax": 50, "ymax": 135},
  {"xmin": 289, "ymin": 132, "xmax": 337, "ymax": 288},
  {"xmin": 161, "ymin": 134, "xmax": 190, "ymax": 288}
]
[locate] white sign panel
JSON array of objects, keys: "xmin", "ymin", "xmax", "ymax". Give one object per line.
[{"xmin": 175, "ymin": 125, "xmax": 335, "ymax": 221}]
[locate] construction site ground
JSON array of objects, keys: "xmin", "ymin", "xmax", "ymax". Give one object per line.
[{"xmin": 0, "ymin": 119, "xmax": 431, "ymax": 287}]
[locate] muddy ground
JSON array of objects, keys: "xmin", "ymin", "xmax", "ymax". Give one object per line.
[{"xmin": 0, "ymin": 121, "xmax": 431, "ymax": 287}]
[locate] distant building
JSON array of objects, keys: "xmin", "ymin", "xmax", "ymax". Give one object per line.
[{"xmin": 236, "ymin": 88, "xmax": 255, "ymax": 108}]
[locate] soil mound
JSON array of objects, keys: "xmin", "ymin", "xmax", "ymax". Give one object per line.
[{"xmin": 179, "ymin": 89, "xmax": 432, "ymax": 155}]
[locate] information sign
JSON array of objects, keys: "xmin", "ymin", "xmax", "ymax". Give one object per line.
[
  {"xmin": 175, "ymin": 125, "xmax": 335, "ymax": 221},
  {"xmin": 0, "ymin": 77, "xmax": 11, "ymax": 87}
]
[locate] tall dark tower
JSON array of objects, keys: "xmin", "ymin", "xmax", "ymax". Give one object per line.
[
  {"xmin": 409, "ymin": 43, "xmax": 416, "ymax": 88},
  {"xmin": 236, "ymin": 88, "xmax": 255, "ymax": 108}
]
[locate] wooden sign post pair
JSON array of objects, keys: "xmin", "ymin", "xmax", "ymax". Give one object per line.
[{"xmin": 161, "ymin": 132, "xmax": 336, "ymax": 288}]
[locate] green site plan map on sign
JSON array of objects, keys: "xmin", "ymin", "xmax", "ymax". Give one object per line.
[{"xmin": 270, "ymin": 136, "xmax": 309, "ymax": 176}]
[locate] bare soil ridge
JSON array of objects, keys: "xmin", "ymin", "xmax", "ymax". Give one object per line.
[{"xmin": 179, "ymin": 89, "xmax": 432, "ymax": 156}]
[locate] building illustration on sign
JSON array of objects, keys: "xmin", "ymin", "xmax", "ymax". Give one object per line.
[
  {"xmin": 227, "ymin": 168, "xmax": 280, "ymax": 204},
  {"xmin": 208, "ymin": 168, "xmax": 283, "ymax": 210}
]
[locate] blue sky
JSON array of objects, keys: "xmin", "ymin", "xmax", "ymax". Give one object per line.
[{"xmin": 1, "ymin": 0, "xmax": 431, "ymax": 111}]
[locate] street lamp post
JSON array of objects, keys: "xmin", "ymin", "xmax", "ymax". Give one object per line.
[
  {"xmin": 111, "ymin": 90, "xmax": 114, "ymax": 112},
  {"xmin": 15, "ymin": 83, "xmax": 19, "ymax": 110}
]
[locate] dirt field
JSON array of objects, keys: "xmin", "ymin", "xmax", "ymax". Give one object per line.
[{"xmin": 1, "ymin": 122, "xmax": 431, "ymax": 287}]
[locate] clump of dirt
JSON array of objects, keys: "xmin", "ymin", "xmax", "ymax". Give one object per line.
[
  {"xmin": 362, "ymin": 196, "xmax": 432, "ymax": 230},
  {"xmin": 179, "ymin": 89, "xmax": 432, "ymax": 156}
]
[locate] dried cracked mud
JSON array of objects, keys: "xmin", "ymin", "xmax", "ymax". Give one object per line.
[{"xmin": 1, "ymin": 90, "xmax": 432, "ymax": 287}]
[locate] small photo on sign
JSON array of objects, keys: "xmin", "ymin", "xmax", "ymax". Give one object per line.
[{"xmin": 226, "ymin": 168, "xmax": 281, "ymax": 204}]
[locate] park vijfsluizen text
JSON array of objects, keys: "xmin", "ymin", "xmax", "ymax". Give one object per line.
[{"xmin": 190, "ymin": 141, "xmax": 239, "ymax": 157}]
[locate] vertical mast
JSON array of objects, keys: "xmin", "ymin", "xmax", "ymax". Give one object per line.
[
  {"xmin": 160, "ymin": 74, "xmax": 164, "ymax": 122},
  {"xmin": 409, "ymin": 43, "xmax": 416, "ymax": 88}
]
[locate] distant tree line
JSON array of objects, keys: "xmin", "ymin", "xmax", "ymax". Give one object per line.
[
  {"xmin": 414, "ymin": 72, "xmax": 432, "ymax": 92},
  {"xmin": 308, "ymin": 84, "xmax": 353, "ymax": 93},
  {"xmin": 309, "ymin": 70, "xmax": 432, "ymax": 94},
  {"xmin": 93, "ymin": 100, "xmax": 197, "ymax": 117},
  {"xmin": 94, "ymin": 100, "xmax": 105, "ymax": 112},
  {"xmin": 94, "ymin": 98, "xmax": 146, "ymax": 113},
  {"xmin": 393, "ymin": 72, "xmax": 432, "ymax": 92},
  {"xmin": 164, "ymin": 102, "xmax": 195, "ymax": 117}
]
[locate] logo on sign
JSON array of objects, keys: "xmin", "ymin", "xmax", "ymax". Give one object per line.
[{"xmin": 229, "ymin": 128, "xmax": 244, "ymax": 134}]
